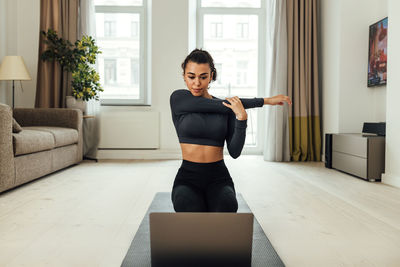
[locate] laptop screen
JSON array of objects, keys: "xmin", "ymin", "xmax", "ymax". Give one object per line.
[{"xmin": 150, "ymin": 212, "xmax": 254, "ymax": 267}]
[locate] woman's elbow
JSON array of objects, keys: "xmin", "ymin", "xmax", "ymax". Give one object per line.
[{"xmin": 228, "ymin": 151, "xmax": 241, "ymax": 159}]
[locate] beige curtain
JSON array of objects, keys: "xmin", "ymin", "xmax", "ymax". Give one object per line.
[
  {"xmin": 287, "ymin": 0, "xmax": 321, "ymax": 161},
  {"xmin": 36, "ymin": 0, "xmax": 79, "ymax": 108},
  {"xmin": 79, "ymin": 0, "xmax": 101, "ymax": 160},
  {"xmin": 263, "ymin": 0, "xmax": 291, "ymax": 162}
]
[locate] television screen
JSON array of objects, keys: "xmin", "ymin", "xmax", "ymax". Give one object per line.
[{"xmin": 368, "ymin": 17, "xmax": 388, "ymax": 87}]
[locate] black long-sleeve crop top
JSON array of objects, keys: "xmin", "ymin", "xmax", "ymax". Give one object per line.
[{"xmin": 170, "ymin": 89, "xmax": 264, "ymax": 158}]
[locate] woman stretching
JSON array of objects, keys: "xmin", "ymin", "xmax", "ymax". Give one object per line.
[{"xmin": 170, "ymin": 49, "xmax": 292, "ymax": 212}]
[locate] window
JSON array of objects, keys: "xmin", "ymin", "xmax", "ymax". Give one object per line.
[
  {"xmin": 95, "ymin": 0, "xmax": 149, "ymax": 105},
  {"xmin": 104, "ymin": 19, "xmax": 116, "ymax": 37},
  {"xmin": 201, "ymin": 0, "xmax": 261, "ymax": 8},
  {"xmin": 131, "ymin": 21, "xmax": 139, "ymax": 37},
  {"xmin": 131, "ymin": 58, "xmax": 139, "ymax": 85},
  {"xmin": 210, "ymin": 22, "xmax": 223, "ymax": 38},
  {"xmin": 104, "ymin": 59, "xmax": 117, "ymax": 85},
  {"xmin": 95, "ymin": 0, "xmax": 143, "ymax": 6},
  {"xmin": 215, "ymin": 63, "xmax": 222, "ymax": 85},
  {"xmin": 197, "ymin": 0, "xmax": 265, "ymax": 152},
  {"xmin": 236, "ymin": 60, "xmax": 248, "ymax": 85},
  {"xmin": 236, "ymin": 22, "xmax": 249, "ymax": 38}
]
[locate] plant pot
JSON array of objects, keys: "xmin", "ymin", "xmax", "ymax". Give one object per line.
[{"xmin": 66, "ymin": 96, "xmax": 87, "ymax": 114}]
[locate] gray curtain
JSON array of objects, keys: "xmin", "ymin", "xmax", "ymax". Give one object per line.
[
  {"xmin": 263, "ymin": 0, "xmax": 290, "ymax": 162},
  {"xmin": 79, "ymin": 0, "xmax": 101, "ymax": 159}
]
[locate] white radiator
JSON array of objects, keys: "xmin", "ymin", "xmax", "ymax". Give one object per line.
[{"xmin": 98, "ymin": 110, "xmax": 159, "ymax": 149}]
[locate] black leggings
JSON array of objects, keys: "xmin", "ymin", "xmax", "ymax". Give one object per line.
[{"xmin": 171, "ymin": 159, "xmax": 238, "ymax": 212}]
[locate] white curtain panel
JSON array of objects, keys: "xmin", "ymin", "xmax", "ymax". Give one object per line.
[
  {"xmin": 79, "ymin": 0, "xmax": 101, "ymax": 159},
  {"xmin": 263, "ymin": 0, "xmax": 290, "ymax": 162},
  {"xmin": 79, "ymin": 0, "xmax": 96, "ymax": 38}
]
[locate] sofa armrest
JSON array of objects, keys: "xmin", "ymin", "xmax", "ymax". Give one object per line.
[
  {"xmin": 13, "ymin": 108, "xmax": 83, "ymax": 130},
  {"xmin": 0, "ymin": 104, "xmax": 16, "ymax": 192}
]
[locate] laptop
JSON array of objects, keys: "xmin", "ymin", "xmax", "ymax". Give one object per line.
[{"xmin": 149, "ymin": 212, "xmax": 254, "ymax": 267}]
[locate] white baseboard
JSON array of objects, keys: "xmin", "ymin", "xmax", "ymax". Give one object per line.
[
  {"xmin": 97, "ymin": 149, "xmax": 182, "ymax": 160},
  {"xmin": 382, "ymin": 173, "xmax": 400, "ymax": 189}
]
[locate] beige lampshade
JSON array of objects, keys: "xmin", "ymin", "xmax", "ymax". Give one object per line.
[{"xmin": 0, "ymin": 56, "xmax": 31, "ymax": 81}]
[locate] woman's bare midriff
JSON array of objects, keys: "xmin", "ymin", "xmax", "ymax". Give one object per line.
[{"xmin": 180, "ymin": 143, "xmax": 224, "ymax": 163}]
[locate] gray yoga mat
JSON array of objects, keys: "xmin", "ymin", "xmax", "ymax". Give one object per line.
[{"xmin": 121, "ymin": 192, "xmax": 285, "ymax": 267}]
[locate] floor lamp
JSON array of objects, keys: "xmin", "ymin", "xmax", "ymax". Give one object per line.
[{"xmin": 0, "ymin": 56, "xmax": 31, "ymax": 108}]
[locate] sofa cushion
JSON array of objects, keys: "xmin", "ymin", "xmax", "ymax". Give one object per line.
[
  {"xmin": 12, "ymin": 118, "xmax": 23, "ymax": 133},
  {"xmin": 24, "ymin": 126, "xmax": 79, "ymax": 148},
  {"xmin": 13, "ymin": 129, "xmax": 55, "ymax": 156}
]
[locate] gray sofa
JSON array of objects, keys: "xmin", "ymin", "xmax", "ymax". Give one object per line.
[{"xmin": 0, "ymin": 103, "xmax": 83, "ymax": 193}]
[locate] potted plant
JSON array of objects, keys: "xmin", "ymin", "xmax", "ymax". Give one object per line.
[{"xmin": 40, "ymin": 29, "xmax": 103, "ymax": 112}]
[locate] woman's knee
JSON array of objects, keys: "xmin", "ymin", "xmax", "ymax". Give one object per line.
[
  {"xmin": 172, "ymin": 185, "xmax": 206, "ymax": 212},
  {"xmin": 207, "ymin": 186, "xmax": 238, "ymax": 212},
  {"xmin": 216, "ymin": 193, "xmax": 238, "ymax": 212}
]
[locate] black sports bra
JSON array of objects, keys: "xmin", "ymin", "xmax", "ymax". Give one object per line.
[{"xmin": 170, "ymin": 89, "xmax": 264, "ymax": 158}]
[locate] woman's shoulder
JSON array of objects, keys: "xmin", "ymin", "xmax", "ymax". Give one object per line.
[
  {"xmin": 171, "ymin": 89, "xmax": 188, "ymax": 94},
  {"xmin": 170, "ymin": 89, "xmax": 189, "ymax": 99}
]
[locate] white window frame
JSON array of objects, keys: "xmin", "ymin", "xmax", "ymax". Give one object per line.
[
  {"xmin": 196, "ymin": 0, "xmax": 266, "ymax": 154},
  {"xmin": 95, "ymin": 0, "xmax": 151, "ymax": 106}
]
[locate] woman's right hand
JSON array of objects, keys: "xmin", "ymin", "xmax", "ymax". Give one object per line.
[
  {"xmin": 222, "ymin": 96, "xmax": 248, "ymax": 120},
  {"xmin": 264, "ymin": 95, "xmax": 292, "ymax": 106}
]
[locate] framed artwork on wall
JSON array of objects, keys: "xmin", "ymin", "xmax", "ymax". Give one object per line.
[{"xmin": 368, "ymin": 17, "xmax": 388, "ymax": 87}]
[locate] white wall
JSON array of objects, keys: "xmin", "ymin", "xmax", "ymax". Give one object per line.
[
  {"xmin": 321, "ymin": 0, "xmax": 387, "ymax": 137},
  {"xmin": 0, "ymin": 0, "xmax": 39, "ymax": 108},
  {"xmin": 322, "ymin": 0, "xmax": 400, "ymax": 188},
  {"xmin": 0, "ymin": 0, "xmax": 6, "ymax": 103},
  {"xmin": 150, "ymin": 0, "xmax": 188, "ymax": 151},
  {"xmin": 16, "ymin": 0, "xmax": 40, "ymax": 108},
  {"xmin": 320, "ymin": 0, "xmax": 341, "ymax": 134},
  {"xmin": 384, "ymin": 0, "xmax": 400, "ymax": 187},
  {"xmin": 337, "ymin": 0, "xmax": 387, "ymax": 133}
]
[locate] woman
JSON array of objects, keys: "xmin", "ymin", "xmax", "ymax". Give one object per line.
[{"xmin": 170, "ymin": 49, "xmax": 291, "ymax": 212}]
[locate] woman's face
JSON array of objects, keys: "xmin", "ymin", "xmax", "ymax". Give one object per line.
[{"xmin": 184, "ymin": 61, "xmax": 213, "ymax": 97}]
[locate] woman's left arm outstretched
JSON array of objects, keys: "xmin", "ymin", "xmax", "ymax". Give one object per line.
[
  {"xmin": 263, "ymin": 95, "xmax": 292, "ymax": 106},
  {"xmin": 223, "ymin": 94, "xmax": 292, "ymax": 159}
]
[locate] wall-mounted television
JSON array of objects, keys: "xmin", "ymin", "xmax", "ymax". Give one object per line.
[{"xmin": 368, "ymin": 17, "xmax": 388, "ymax": 87}]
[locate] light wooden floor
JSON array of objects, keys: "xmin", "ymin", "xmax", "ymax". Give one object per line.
[{"xmin": 0, "ymin": 155, "xmax": 399, "ymax": 267}]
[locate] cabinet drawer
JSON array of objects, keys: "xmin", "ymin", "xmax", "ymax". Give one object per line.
[
  {"xmin": 332, "ymin": 134, "xmax": 367, "ymax": 158},
  {"xmin": 332, "ymin": 151, "xmax": 367, "ymax": 179}
]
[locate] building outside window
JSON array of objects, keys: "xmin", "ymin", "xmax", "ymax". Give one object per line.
[
  {"xmin": 131, "ymin": 58, "xmax": 139, "ymax": 85},
  {"xmin": 236, "ymin": 60, "xmax": 248, "ymax": 85},
  {"xmin": 210, "ymin": 22, "xmax": 223, "ymax": 38},
  {"xmin": 104, "ymin": 19, "xmax": 116, "ymax": 37},
  {"xmin": 131, "ymin": 21, "xmax": 138, "ymax": 37},
  {"xmin": 214, "ymin": 63, "xmax": 222, "ymax": 85},
  {"xmin": 198, "ymin": 0, "xmax": 265, "ymax": 151},
  {"xmin": 94, "ymin": 0, "xmax": 149, "ymax": 105},
  {"xmin": 237, "ymin": 22, "xmax": 249, "ymax": 38},
  {"xmin": 104, "ymin": 59, "xmax": 117, "ymax": 85}
]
